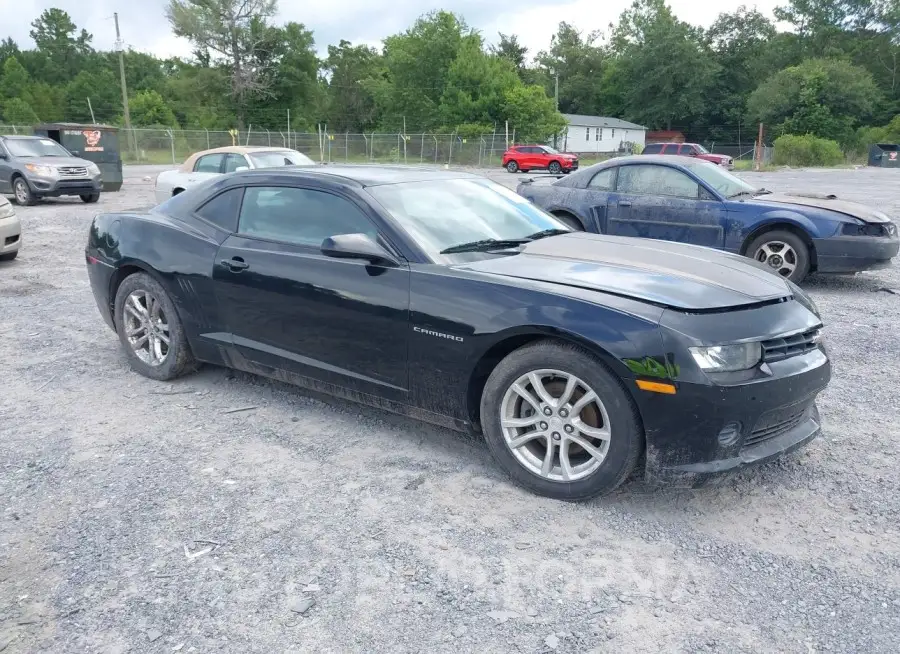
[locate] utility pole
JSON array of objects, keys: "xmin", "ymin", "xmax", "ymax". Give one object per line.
[
  {"xmin": 552, "ymin": 68, "xmax": 560, "ymax": 149},
  {"xmin": 114, "ymin": 13, "xmax": 134, "ymax": 155}
]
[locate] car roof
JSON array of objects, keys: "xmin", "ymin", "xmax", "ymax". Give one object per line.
[
  {"xmin": 603, "ymin": 154, "xmax": 699, "ymax": 166},
  {"xmin": 179, "ymin": 145, "xmax": 308, "ymax": 171},
  {"xmin": 229, "ymin": 164, "xmax": 481, "ymax": 187},
  {"xmin": 0, "ymin": 135, "xmax": 45, "ymax": 140}
]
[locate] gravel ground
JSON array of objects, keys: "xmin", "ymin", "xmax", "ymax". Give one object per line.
[{"xmin": 1, "ymin": 164, "xmax": 899, "ymax": 654}]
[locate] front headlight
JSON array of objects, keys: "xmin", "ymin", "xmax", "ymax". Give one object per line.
[
  {"xmin": 0, "ymin": 200, "xmax": 14, "ymax": 219},
  {"xmin": 689, "ymin": 342, "xmax": 762, "ymax": 372},
  {"xmin": 787, "ymin": 280, "xmax": 820, "ymax": 317},
  {"xmin": 88, "ymin": 163, "xmax": 101, "ymax": 176},
  {"xmin": 24, "ymin": 163, "xmax": 55, "ymax": 177}
]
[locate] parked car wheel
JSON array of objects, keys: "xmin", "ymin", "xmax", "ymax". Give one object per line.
[
  {"xmin": 0, "ymin": 251, "xmax": 17, "ymax": 262},
  {"xmin": 113, "ymin": 272, "xmax": 197, "ymax": 382},
  {"xmin": 746, "ymin": 229, "xmax": 810, "ymax": 283},
  {"xmin": 12, "ymin": 177, "xmax": 36, "ymax": 206},
  {"xmin": 506, "ymin": 161, "xmax": 519, "ymax": 173},
  {"xmin": 548, "ymin": 161, "xmax": 562, "ymax": 174},
  {"xmin": 479, "ymin": 340, "xmax": 643, "ymax": 500},
  {"xmin": 81, "ymin": 193, "xmax": 100, "ymax": 204}
]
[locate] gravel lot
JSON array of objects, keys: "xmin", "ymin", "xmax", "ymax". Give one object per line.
[{"xmin": 1, "ymin": 164, "xmax": 899, "ymax": 654}]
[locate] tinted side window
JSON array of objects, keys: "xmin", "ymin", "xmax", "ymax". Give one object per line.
[
  {"xmin": 224, "ymin": 154, "xmax": 248, "ymax": 173},
  {"xmin": 678, "ymin": 144, "xmax": 697, "ymax": 155},
  {"xmin": 588, "ymin": 168, "xmax": 615, "ymax": 190},
  {"xmin": 195, "ymin": 187, "xmax": 243, "ymax": 232},
  {"xmin": 642, "ymin": 143, "xmax": 662, "ymax": 154},
  {"xmin": 238, "ymin": 186, "xmax": 377, "ymax": 246},
  {"xmin": 660, "ymin": 144, "xmax": 676, "ymax": 154},
  {"xmin": 195, "ymin": 154, "xmax": 224, "ymax": 173},
  {"xmin": 617, "ymin": 165, "xmax": 699, "ymax": 199}
]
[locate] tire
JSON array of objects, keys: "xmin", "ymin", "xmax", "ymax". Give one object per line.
[
  {"xmin": 745, "ymin": 229, "xmax": 810, "ymax": 283},
  {"xmin": 479, "ymin": 339, "xmax": 643, "ymax": 501},
  {"xmin": 81, "ymin": 193, "xmax": 100, "ymax": 203},
  {"xmin": 0, "ymin": 251, "xmax": 17, "ymax": 262},
  {"xmin": 113, "ymin": 272, "xmax": 197, "ymax": 381},
  {"xmin": 553, "ymin": 212, "xmax": 584, "ymax": 231},
  {"xmin": 548, "ymin": 161, "xmax": 562, "ymax": 174},
  {"xmin": 12, "ymin": 177, "xmax": 36, "ymax": 206},
  {"xmin": 506, "ymin": 161, "xmax": 519, "ymax": 173}
]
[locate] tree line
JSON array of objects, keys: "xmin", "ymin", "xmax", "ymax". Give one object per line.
[{"xmin": 1, "ymin": 0, "xmax": 899, "ymax": 149}]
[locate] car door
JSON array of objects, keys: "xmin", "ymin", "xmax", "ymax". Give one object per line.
[
  {"xmin": 605, "ymin": 164, "xmax": 727, "ymax": 248},
  {"xmin": 523, "ymin": 147, "xmax": 542, "ymax": 170},
  {"xmin": 212, "ymin": 183, "xmax": 411, "ymax": 397},
  {"xmin": 0, "ymin": 142, "xmax": 13, "ymax": 193},
  {"xmin": 575, "ymin": 166, "xmax": 617, "ymax": 233}
]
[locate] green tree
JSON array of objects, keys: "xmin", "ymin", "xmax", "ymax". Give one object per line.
[
  {"xmin": 324, "ymin": 40, "xmax": 384, "ymax": 132},
  {"xmin": 439, "ymin": 37, "xmax": 520, "ymax": 128},
  {"xmin": 64, "ymin": 69, "xmax": 121, "ymax": 123},
  {"xmin": 491, "ymin": 33, "xmax": 529, "ymax": 78},
  {"xmin": 611, "ymin": 0, "xmax": 718, "ymax": 129},
  {"xmin": 0, "ymin": 57, "xmax": 30, "ymax": 100},
  {"xmin": 503, "ymin": 85, "xmax": 568, "ymax": 142},
  {"xmin": 2, "ymin": 97, "xmax": 39, "ymax": 124},
  {"xmin": 27, "ymin": 81, "xmax": 65, "ymax": 122},
  {"xmin": 535, "ymin": 23, "xmax": 606, "ymax": 115},
  {"xmin": 166, "ymin": 0, "xmax": 279, "ymax": 128},
  {"xmin": 28, "ymin": 8, "xmax": 93, "ymax": 83},
  {"xmin": 129, "ymin": 89, "xmax": 179, "ymax": 126},
  {"xmin": 747, "ymin": 57, "xmax": 882, "ymax": 142}
]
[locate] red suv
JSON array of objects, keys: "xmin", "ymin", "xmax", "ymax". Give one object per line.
[
  {"xmin": 502, "ymin": 145, "xmax": 579, "ymax": 174},
  {"xmin": 642, "ymin": 142, "xmax": 733, "ymax": 169}
]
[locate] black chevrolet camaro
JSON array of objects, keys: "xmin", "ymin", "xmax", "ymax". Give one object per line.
[{"xmin": 85, "ymin": 166, "xmax": 831, "ymax": 500}]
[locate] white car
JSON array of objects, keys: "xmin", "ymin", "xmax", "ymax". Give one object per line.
[
  {"xmin": 153, "ymin": 146, "xmax": 316, "ymax": 204},
  {"xmin": 0, "ymin": 195, "xmax": 21, "ymax": 261}
]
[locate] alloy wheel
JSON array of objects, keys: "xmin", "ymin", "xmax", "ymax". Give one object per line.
[
  {"xmin": 14, "ymin": 180, "xmax": 29, "ymax": 204},
  {"xmin": 753, "ymin": 241, "xmax": 797, "ymax": 278},
  {"xmin": 123, "ymin": 290, "xmax": 170, "ymax": 366},
  {"xmin": 499, "ymin": 369, "xmax": 611, "ymax": 482}
]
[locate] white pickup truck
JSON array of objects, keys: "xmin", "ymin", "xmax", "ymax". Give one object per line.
[{"xmin": 153, "ymin": 145, "xmax": 316, "ymax": 204}]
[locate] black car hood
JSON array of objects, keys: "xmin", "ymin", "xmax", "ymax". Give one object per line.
[{"xmin": 453, "ymin": 233, "xmax": 792, "ymax": 311}]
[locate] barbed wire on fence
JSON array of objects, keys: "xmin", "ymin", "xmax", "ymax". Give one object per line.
[{"xmin": 0, "ymin": 123, "xmax": 776, "ymax": 167}]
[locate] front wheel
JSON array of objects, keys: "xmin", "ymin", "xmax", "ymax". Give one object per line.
[
  {"xmin": 13, "ymin": 177, "xmax": 36, "ymax": 206},
  {"xmin": 746, "ymin": 230, "xmax": 810, "ymax": 283},
  {"xmin": 548, "ymin": 161, "xmax": 562, "ymax": 174},
  {"xmin": 506, "ymin": 161, "xmax": 519, "ymax": 173},
  {"xmin": 113, "ymin": 272, "xmax": 197, "ymax": 381},
  {"xmin": 81, "ymin": 193, "xmax": 100, "ymax": 203},
  {"xmin": 480, "ymin": 340, "xmax": 643, "ymax": 501}
]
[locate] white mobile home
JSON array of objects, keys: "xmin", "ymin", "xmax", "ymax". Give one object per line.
[{"xmin": 560, "ymin": 114, "xmax": 647, "ymax": 154}]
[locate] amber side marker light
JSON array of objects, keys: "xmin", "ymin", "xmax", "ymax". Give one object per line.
[{"xmin": 635, "ymin": 379, "xmax": 676, "ymax": 395}]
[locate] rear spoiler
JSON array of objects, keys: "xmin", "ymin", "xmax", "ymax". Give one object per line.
[{"xmin": 518, "ymin": 174, "xmax": 566, "ymax": 185}]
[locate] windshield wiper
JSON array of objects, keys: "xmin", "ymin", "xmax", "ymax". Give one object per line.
[
  {"xmin": 754, "ymin": 187, "xmax": 772, "ymax": 195},
  {"xmin": 727, "ymin": 190, "xmax": 756, "ymax": 199},
  {"xmin": 440, "ymin": 238, "xmax": 531, "ymax": 254},
  {"xmin": 525, "ymin": 228, "xmax": 570, "ymax": 241}
]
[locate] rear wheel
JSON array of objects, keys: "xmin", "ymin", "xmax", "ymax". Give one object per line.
[
  {"xmin": 80, "ymin": 193, "xmax": 100, "ymax": 203},
  {"xmin": 13, "ymin": 177, "xmax": 36, "ymax": 206},
  {"xmin": 480, "ymin": 340, "xmax": 643, "ymax": 500},
  {"xmin": 506, "ymin": 161, "xmax": 519, "ymax": 173},
  {"xmin": 548, "ymin": 161, "xmax": 562, "ymax": 174},
  {"xmin": 553, "ymin": 212, "xmax": 584, "ymax": 231},
  {"xmin": 746, "ymin": 229, "xmax": 810, "ymax": 283},
  {"xmin": 113, "ymin": 272, "xmax": 197, "ymax": 381}
]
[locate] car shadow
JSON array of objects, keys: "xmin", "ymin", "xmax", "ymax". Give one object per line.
[{"xmin": 805, "ymin": 272, "xmax": 897, "ymax": 294}]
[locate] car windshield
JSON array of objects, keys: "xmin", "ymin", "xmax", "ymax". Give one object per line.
[
  {"xmin": 367, "ymin": 178, "xmax": 569, "ymax": 258},
  {"xmin": 248, "ymin": 150, "xmax": 315, "ymax": 168},
  {"xmin": 693, "ymin": 144, "xmax": 709, "ymax": 154},
  {"xmin": 685, "ymin": 160, "xmax": 757, "ymax": 198},
  {"xmin": 542, "ymin": 146, "xmax": 560, "ymax": 154},
  {"xmin": 5, "ymin": 138, "xmax": 71, "ymax": 157}
]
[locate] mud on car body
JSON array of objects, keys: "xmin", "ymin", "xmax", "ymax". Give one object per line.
[{"xmin": 85, "ymin": 166, "xmax": 830, "ymax": 500}]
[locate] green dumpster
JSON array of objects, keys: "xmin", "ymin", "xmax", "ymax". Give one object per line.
[{"xmin": 32, "ymin": 123, "xmax": 124, "ymax": 191}]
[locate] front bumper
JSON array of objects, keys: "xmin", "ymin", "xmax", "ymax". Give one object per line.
[
  {"xmin": 0, "ymin": 213, "xmax": 22, "ymax": 256},
  {"xmin": 813, "ymin": 233, "xmax": 899, "ymax": 273},
  {"xmin": 563, "ymin": 160, "xmax": 579, "ymax": 170},
  {"xmin": 642, "ymin": 351, "xmax": 830, "ymax": 487},
  {"xmin": 85, "ymin": 250, "xmax": 117, "ymax": 331},
  {"xmin": 27, "ymin": 174, "xmax": 102, "ymax": 198}
]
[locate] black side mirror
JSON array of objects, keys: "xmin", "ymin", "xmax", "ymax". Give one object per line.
[
  {"xmin": 0, "ymin": 152, "xmax": 7, "ymax": 160},
  {"xmin": 321, "ymin": 233, "xmax": 399, "ymax": 267}
]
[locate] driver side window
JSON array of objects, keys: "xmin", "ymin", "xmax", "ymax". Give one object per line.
[
  {"xmin": 194, "ymin": 154, "xmax": 224, "ymax": 173},
  {"xmin": 617, "ymin": 165, "xmax": 700, "ymax": 199}
]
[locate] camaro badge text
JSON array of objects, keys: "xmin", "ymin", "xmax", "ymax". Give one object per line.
[{"xmin": 413, "ymin": 326, "xmax": 464, "ymax": 342}]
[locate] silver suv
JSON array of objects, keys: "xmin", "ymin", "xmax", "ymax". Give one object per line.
[{"xmin": 0, "ymin": 135, "xmax": 103, "ymax": 205}]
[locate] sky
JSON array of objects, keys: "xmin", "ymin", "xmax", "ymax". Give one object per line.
[{"xmin": 5, "ymin": 0, "xmax": 784, "ymax": 61}]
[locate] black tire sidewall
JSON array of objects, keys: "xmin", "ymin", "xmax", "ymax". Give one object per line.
[
  {"xmin": 113, "ymin": 272, "xmax": 194, "ymax": 381},
  {"xmin": 13, "ymin": 178, "xmax": 34, "ymax": 205},
  {"xmin": 549, "ymin": 161, "xmax": 562, "ymax": 174},
  {"xmin": 480, "ymin": 340, "xmax": 643, "ymax": 501},
  {"xmin": 506, "ymin": 161, "xmax": 519, "ymax": 173},
  {"xmin": 746, "ymin": 229, "xmax": 810, "ymax": 283},
  {"xmin": 81, "ymin": 193, "xmax": 100, "ymax": 203}
]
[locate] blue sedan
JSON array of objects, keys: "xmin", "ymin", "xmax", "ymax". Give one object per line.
[{"xmin": 516, "ymin": 154, "xmax": 899, "ymax": 283}]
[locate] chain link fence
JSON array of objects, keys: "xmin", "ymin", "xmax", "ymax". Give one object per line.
[{"xmin": 0, "ymin": 124, "xmax": 779, "ymax": 168}]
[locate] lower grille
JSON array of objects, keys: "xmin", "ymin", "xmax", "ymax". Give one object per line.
[
  {"xmin": 5, "ymin": 235, "xmax": 18, "ymax": 246},
  {"xmin": 744, "ymin": 406, "xmax": 809, "ymax": 449},
  {"xmin": 762, "ymin": 327, "xmax": 821, "ymax": 362}
]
